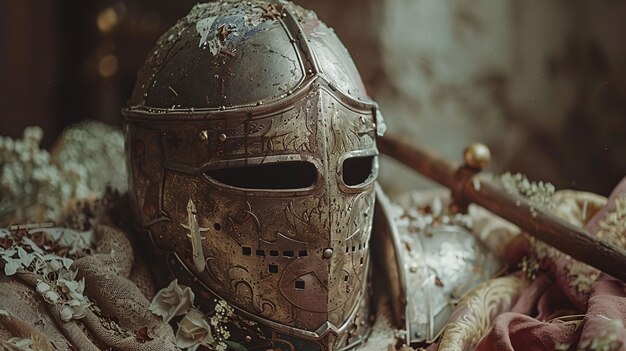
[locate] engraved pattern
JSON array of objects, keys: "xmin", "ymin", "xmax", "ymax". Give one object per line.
[
  {"xmin": 266, "ymin": 93, "xmax": 319, "ymax": 155},
  {"xmin": 225, "ymin": 201, "xmax": 261, "ymax": 245},
  {"xmin": 285, "ymin": 195, "xmax": 325, "ymax": 237},
  {"xmin": 329, "ymin": 106, "xmax": 375, "ymax": 155},
  {"xmin": 228, "ymin": 265, "xmax": 278, "ymax": 318}
]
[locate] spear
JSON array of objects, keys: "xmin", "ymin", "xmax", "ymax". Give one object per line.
[{"xmin": 378, "ymin": 134, "xmax": 626, "ymax": 282}]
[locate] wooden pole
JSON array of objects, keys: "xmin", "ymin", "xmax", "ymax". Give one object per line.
[{"xmin": 378, "ymin": 134, "xmax": 626, "ymax": 282}]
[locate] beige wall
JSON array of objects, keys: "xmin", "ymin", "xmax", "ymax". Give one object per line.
[{"xmin": 297, "ymin": 0, "xmax": 626, "ymax": 197}]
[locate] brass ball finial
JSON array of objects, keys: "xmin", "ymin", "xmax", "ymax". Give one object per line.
[{"xmin": 463, "ymin": 143, "xmax": 491, "ymax": 170}]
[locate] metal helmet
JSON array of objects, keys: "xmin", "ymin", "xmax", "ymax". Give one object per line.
[{"xmin": 124, "ymin": 1, "xmax": 384, "ymax": 350}]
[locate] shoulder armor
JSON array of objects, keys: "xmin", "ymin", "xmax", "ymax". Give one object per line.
[{"xmin": 372, "ymin": 184, "xmax": 504, "ymax": 345}]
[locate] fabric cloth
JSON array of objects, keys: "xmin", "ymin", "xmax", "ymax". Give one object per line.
[
  {"xmin": 0, "ymin": 222, "xmax": 178, "ymax": 351},
  {"xmin": 474, "ymin": 179, "xmax": 626, "ymax": 351}
]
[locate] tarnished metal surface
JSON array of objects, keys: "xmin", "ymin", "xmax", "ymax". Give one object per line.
[
  {"xmin": 373, "ymin": 188, "xmax": 504, "ymax": 345},
  {"xmin": 124, "ymin": 1, "xmax": 381, "ymax": 350}
]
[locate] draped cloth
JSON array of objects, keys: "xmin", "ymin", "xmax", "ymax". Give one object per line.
[{"xmin": 435, "ymin": 179, "xmax": 626, "ymax": 351}]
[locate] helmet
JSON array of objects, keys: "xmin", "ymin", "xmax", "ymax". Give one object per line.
[{"xmin": 124, "ymin": 1, "xmax": 384, "ymax": 350}]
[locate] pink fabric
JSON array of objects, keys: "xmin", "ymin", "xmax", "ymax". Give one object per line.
[
  {"xmin": 476, "ymin": 313, "xmax": 580, "ymax": 351},
  {"xmin": 476, "ymin": 177, "xmax": 626, "ymax": 351},
  {"xmin": 510, "ymin": 274, "xmax": 552, "ymax": 315}
]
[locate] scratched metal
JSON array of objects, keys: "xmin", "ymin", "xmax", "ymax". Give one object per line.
[
  {"xmin": 124, "ymin": 1, "xmax": 381, "ymax": 350},
  {"xmin": 372, "ymin": 188, "xmax": 505, "ymax": 346}
]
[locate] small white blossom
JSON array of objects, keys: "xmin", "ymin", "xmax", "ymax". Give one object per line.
[
  {"xmin": 60, "ymin": 305, "xmax": 73, "ymax": 322},
  {"xmin": 36, "ymin": 281, "xmax": 51, "ymax": 294},
  {"xmin": 43, "ymin": 290, "xmax": 60, "ymax": 304}
]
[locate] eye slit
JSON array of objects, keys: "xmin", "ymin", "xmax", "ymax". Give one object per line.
[
  {"xmin": 342, "ymin": 156, "xmax": 375, "ymax": 187},
  {"xmin": 205, "ymin": 161, "xmax": 317, "ymax": 190}
]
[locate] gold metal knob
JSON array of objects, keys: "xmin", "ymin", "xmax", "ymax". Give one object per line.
[{"xmin": 463, "ymin": 143, "xmax": 491, "ymax": 170}]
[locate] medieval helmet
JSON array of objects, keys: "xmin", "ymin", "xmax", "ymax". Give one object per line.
[{"xmin": 124, "ymin": 1, "xmax": 384, "ymax": 350}]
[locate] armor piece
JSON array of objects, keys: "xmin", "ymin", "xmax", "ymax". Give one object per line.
[
  {"xmin": 124, "ymin": 1, "xmax": 383, "ymax": 350},
  {"xmin": 372, "ymin": 187, "xmax": 504, "ymax": 345}
]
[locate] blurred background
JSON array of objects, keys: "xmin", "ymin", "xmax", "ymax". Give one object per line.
[{"xmin": 0, "ymin": 0, "xmax": 625, "ymax": 197}]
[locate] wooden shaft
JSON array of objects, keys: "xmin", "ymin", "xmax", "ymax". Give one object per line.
[{"xmin": 378, "ymin": 134, "xmax": 626, "ymax": 282}]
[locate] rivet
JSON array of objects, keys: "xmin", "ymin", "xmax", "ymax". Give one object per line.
[
  {"xmin": 219, "ymin": 133, "xmax": 227, "ymax": 142},
  {"xmin": 244, "ymin": 335, "xmax": 252, "ymax": 342},
  {"xmin": 199, "ymin": 130, "xmax": 209, "ymax": 141},
  {"xmin": 323, "ymin": 248, "xmax": 333, "ymax": 259}
]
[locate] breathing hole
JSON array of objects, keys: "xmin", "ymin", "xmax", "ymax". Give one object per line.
[
  {"xmin": 205, "ymin": 161, "xmax": 317, "ymax": 190},
  {"xmin": 269, "ymin": 264, "xmax": 278, "ymax": 273},
  {"xmin": 294, "ymin": 279, "xmax": 305, "ymax": 290},
  {"xmin": 342, "ymin": 156, "xmax": 375, "ymax": 186},
  {"xmin": 242, "ymin": 247, "xmax": 251, "ymax": 256},
  {"xmin": 214, "ymin": 223, "xmax": 221, "ymax": 231},
  {"xmin": 269, "ymin": 250, "xmax": 279, "ymax": 257}
]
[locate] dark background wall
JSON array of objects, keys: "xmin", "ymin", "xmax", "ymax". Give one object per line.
[{"xmin": 0, "ymin": 0, "xmax": 625, "ymax": 196}]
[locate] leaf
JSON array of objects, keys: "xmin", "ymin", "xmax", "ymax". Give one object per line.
[
  {"xmin": 224, "ymin": 340, "xmax": 248, "ymax": 351},
  {"xmin": 4, "ymin": 260, "xmax": 20, "ymax": 276}
]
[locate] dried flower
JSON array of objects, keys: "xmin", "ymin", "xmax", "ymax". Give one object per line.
[
  {"xmin": 150, "ymin": 279, "xmax": 195, "ymax": 323},
  {"xmin": 60, "ymin": 305, "xmax": 73, "ymax": 322},
  {"xmin": 0, "ymin": 122, "xmax": 126, "ymax": 225},
  {"xmin": 43, "ymin": 290, "xmax": 60, "ymax": 304},
  {"xmin": 175, "ymin": 309, "xmax": 214, "ymax": 351},
  {"xmin": 36, "ymin": 281, "xmax": 51, "ymax": 294}
]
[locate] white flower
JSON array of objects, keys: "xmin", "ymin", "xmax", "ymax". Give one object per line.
[
  {"xmin": 60, "ymin": 305, "xmax": 73, "ymax": 322},
  {"xmin": 175, "ymin": 309, "xmax": 215, "ymax": 351},
  {"xmin": 150, "ymin": 279, "xmax": 195, "ymax": 323},
  {"xmin": 47, "ymin": 260, "xmax": 62, "ymax": 272},
  {"xmin": 43, "ymin": 290, "xmax": 60, "ymax": 304},
  {"xmin": 56, "ymin": 275, "xmax": 90, "ymax": 320},
  {"xmin": 57, "ymin": 277, "xmax": 80, "ymax": 294},
  {"xmin": 36, "ymin": 281, "xmax": 51, "ymax": 294}
]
